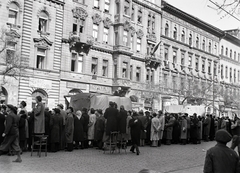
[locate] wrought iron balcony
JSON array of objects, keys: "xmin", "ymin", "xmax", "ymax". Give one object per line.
[{"xmin": 145, "ymin": 54, "xmax": 161, "ymax": 69}]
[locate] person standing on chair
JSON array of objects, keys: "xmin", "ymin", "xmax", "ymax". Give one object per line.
[
  {"xmin": 33, "ymin": 96, "xmax": 45, "ymax": 134},
  {"xmin": 129, "ymin": 112, "xmax": 145, "ymax": 155},
  {"xmin": 0, "ymin": 104, "xmax": 22, "ymax": 162}
]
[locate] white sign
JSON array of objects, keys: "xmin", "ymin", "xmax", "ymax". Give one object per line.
[
  {"xmin": 90, "ymin": 84, "xmax": 112, "ymax": 94},
  {"xmin": 29, "ymin": 78, "xmax": 52, "ymax": 89}
]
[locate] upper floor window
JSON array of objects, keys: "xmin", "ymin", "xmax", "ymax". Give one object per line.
[
  {"xmin": 93, "ymin": 24, "xmax": 99, "ymax": 41},
  {"xmin": 116, "ymin": 1, "xmax": 120, "ymax": 14},
  {"xmin": 104, "ymin": 0, "xmax": 110, "ymax": 13},
  {"xmin": 181, "ymin": 52, "xmax": 185, "ymax": 67},
  {"xmin": 234, "ymin": 51, "xmax": 236, "ymax": 60},
  {"xmin": 146, "ymin": 69, "xmax": 154, "ymax": 83},
  {"xmin": 230, "ymin": 49, "xmax": 232, "ymax": 58},
  {"xmin": 6, "ymin": 41, "xmax": 16, "ymax": 60},
  {"xmin": 221, "ymin": 65, "xmax": 223, "ymax": 79},
  {"xmin": 195, "ymin": 55, "xmax": 199, "ymax": 71},
  {"xmin": 38, "ymin": 11, "xmax": 49, "ymax": 33},
  {"xmin": 234, "ymin": 69, "xmax": 236, "ymax": 82},
  {"xmin": 124, "ymin": 0, "xmax": 130, "ymax": 16},
  {"xmin": 189, "ymin": 34, "xmax": 192, "ymax": 46},
  {"xmin": 8, "ymin": 2, "xmax": 19, "ymax": 25},
  {"xmin": 91, "ymin": 57, "xmax": 98, "ymax": 74},
  {"xmin": 136, "ymin": 67, "xmax": 141, "ymax": 82},
  {"xmin": 208, "ymin": 61, "xmax": 211, "ymax": 74},
  {"xmin": 196, "ymin": 37, "xmax": 199, "ymax": 48},
  {"xmin": 103, "ymin": 27, "xmax": 109, "ymax": 44},
  {"xmin": 221, "ymin": 46, "xmax": 224, "ymax": 55},
  {"xmin": 214, "ymin": 45, "xmax": 217, "ymax": 55},
  {"xmin": 225, "ymin": 66, "xmax": 228, "ymax": 78},
  {"xmin": 73, "ymin": 18, "xmax": 84, "ymax": 34},
  {"xmin": 188, "ymin": 54, "xmax": 192, "ymax": 67},
  {"xmin": 164, "ymin": 47, "xmax": 169, "ymax": 61},
  {"xmin": 131, "ymin": 6, "xmax": 135, "ymax": 21},
  {"xmin": 123, "ymin": 30, "xmax": 128, "ymax": 46},
  {"xmin": 130, "ymin": 35, "xmax": 134, "ymax": 50},
  {"xmin": 202, "ymin": 59, "xmax": 205, "ymax": 72},
  {"xmin": 225, "ymin": 48, "xmax": 228, "ymax": 56},
  {"xmin": 137, "ymin": 8, "xmax": 142, "ymax": 24},
  {"xmin": 202, "ymin": 39, "xmax": 205, "ymax": 51},
  {"xmin": 71, "ymin": 53, "xmax": 83, "ymax": 73},
  {"xmin": 136, "ymin": 38, "xmax": 141, "ymax": 52},
  {"xmin": 238, "ymin": 70, "xmax": 240, "ymax": 82},
  {"xmin": 94, "ymin": 0, "xmax": 100, "ymax": 9},
  {"xmin": 172, "ymin": 50, "xmax": 177, "ymax": 68},
  {"xmin": 36, "ymin": 48, "xmax": 47, "ymax": 69},
  {"xmin": 173, "ymin": 27, "xmax": 177, "ymax": 40},
  {"xmin": 102, "ymin": 60, "xmax": 108, "ymax": 77},
  {"xmin": 164, "ymin": 23, "xmax": 169, "ymax": 37},
  {"xmin": 208, "ymin": 42, "xmax": 211, "ymax": 53},
  {"xmin": 181, "ymin": 30, "xmax": 185, "ymax": 43},
  {"xmin": 122, "ymin": 62, "xmax": 128, "ymax": 78},
  {"xmin": 213, "ymin": 63, "xmax": 217, "ymax": 76}
]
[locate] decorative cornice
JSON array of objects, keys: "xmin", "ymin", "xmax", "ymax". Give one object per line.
[
  {"xmin": 6, "ymin": 29, "xmax": 21, "ymax": 38},
  {"xmin": 33, "ymin": 36, "xmax": 53, "ymax": 46},
  {"xmin": 92, "ymin": 13, "xmax": 102, "ymax": 25},
  {"xmin": 136, "ymin": 29, "xmax": 144, "ymax": 38},
  {"xmin": 103, "ymin": 17, "xmax": 112, "ymax": 28},
  {"xmin": 91, "ymin": 45, "xmax": 113, "ymax": 54},
  {"xmin": 132, "ymin": 0, "xmax": 161, "ymax": 14},
  {"xmin": 7, "ymin": 0, "xmax": 23, "ymax": 12},
  {"xmin": 72, "ymin": 7, "xmax": 88, "ymax": 20}
]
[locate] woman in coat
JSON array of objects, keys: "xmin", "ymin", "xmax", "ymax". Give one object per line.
[
  {"xmin": 94, "ymin": 109, "xmax": 105, "ymax": 149},
  {"xmin": 33, "ymin": 96, "xmax": 45, "ymax": 134},
  {"xmin": 50, "ymin": 108, "xmax": 63, "ymax": 152},
  {"xmin": 65, "ymin": 107, "xmax": 74, "ymax": 151},
  {"xmin": 150, "ymin": 113, "xmax": 160, "ymax": 147},
  {"xmin": 165, "ymin": 114, "xmax": 175, "ymax": 145},
  {"xmin": 129, "ymin": 113, "xmax": 145, "ymax": 155},
  {"xmin": 88, "ymin": 108, "xmax": 96, "ymax": 147},
  {"xmin": 0, "ymin": 105, "xmax": 6, "ymax": 145},
  {"xmin": 74, "ymin": 110, "xmax": 85, "ymax": 149}
]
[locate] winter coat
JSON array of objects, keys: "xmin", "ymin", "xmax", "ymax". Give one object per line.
[
  {"xmin": 126, "ymin": 115, "xmax": 132, "ymax": 140},
  {"xmin": 65, "ymin": 113, "xmax": 74, "ymax": 143},
  {"xmin": 50, "ymin": 113, "xmax": 63, "ymax": 143},
  {"xmin": 33, "ymin": 102, "xmax": 45, "ymax": 134},
  {"xmin": 73, "ymin": 115, "xmax": 85, "ymax": 142},
  {"xmin": 129, "ymin": 117, "xmax": 144, "ymax": 146},
  {"xmin": 104, "ymin": 107, "xmax": 118, "ymax": 135},
  {"xmin": 204, "ymin": 143, "xmax": 240, "ymax": 173},
  {"xmin": 165, "ymin": 117, "xmax": 175, "ymax": 140},
  {"xmin": 0, "ymin": 112, "xmax": 6, "ymax": 144},
  {"xmin": 117, "ymin": 110, "xmax": 128, "ymax": 134},
  {"xmin": 44, "ymin": 111, "xmax": 51, "ymax": 135},
  {"xmin": 150, "ymin": 117, "xmax": 160, "ymax": 141},
  {"xmin": 94, "ymin": 116, "xmax": 105, "ymax": 141},
  {"xmin": 158, "ymin": 115, "xmax": 165, "ymax": 139},
  {"xmin": 180, "ymin": 118, "xmax": 187, "ymax": 139},
  {"xmin": 19, "ymin": 115, "xmax": 26, "ymax": 141},
  {"xmin": 88, "ymin": 113, "xmax": 96, "ymax": 140},
  {"xmin": 203, "ymin": 117, "xmax": 211, "ymax": 136}
]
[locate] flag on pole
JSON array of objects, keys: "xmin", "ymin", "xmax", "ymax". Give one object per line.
[{"xmin": 150, "ymin": 41, "xmax": 161, "ymax": 55}]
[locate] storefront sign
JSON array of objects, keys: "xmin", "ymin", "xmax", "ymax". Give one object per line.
[
  {"xmin": 90, "ymin": 84, "xmax": 112, "ymax": 94},
  {"xmin": 29, "ymin": 78, "xmax": 52, "ymax": 89},
  {"xmin": 66, "ymin": 82, "xmax": 89, "ymax": 90}
]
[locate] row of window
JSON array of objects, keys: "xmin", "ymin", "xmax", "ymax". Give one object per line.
[
  {"xmin": 220, "ymin": 46, "xmax": 240, "ymax": 62},
  {"xmin": 164, "ymin": 23, "xmax": 218, "ymax": 55},
  {"xmin": 220, "ymin": 65, "xmax": 240, "ymax": 83},
  {"xmin": 93, "ymin": 0, "xmax": 110, "ymax": 13},
  {"xmin": 164, "ymin": 47, "xmax": 217, "ymax": 75}
]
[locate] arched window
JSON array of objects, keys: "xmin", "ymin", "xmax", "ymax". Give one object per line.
[
  {"xmin": 230, "ymin": 49, "xmax": 232, "ymax": 58},
  {"xmin": 196, "ymin": 37, "xmax": 199, "ymax": 48},
  {"xmin": 202, "ymin": 39, "xmax": 205, "ymax": 51},
  {"xmin": 181, "ymin": 30, "xmax": 185, "ymax": 43},
  {"xmin": 189, "ymin": 34, "xmax": 192, "ymax": 46},
  {"xmin": 225, "ymin": 48, "xmax": 228, "ymax": 56},
  {"xmin": 173, "ymin": 27, "xmax": 177, "ymax": 40},
  {"xmin": 38, "ymin": 11, "xmax": 49, "ymax": 32},
  {"xmin": 221, "ymin": 64, "xmax": 223, "ymax": 79},
  {"xmin": 221, "ymin": 46, "xmax": 224, "ymax": 55},
  {"xmin": 208, "ymin": 42, "xmax": 211, "ymax": 53},
  {"xmin": 32, "ymin": 89, "xmax": 48, "ymax": 108},
  {"xmin": 8, "ymin": 2, "xmax": 19, "ymax": 25},
  {"xmin": 165, "ymin": 23, "xmax": 169, "ymax": 37},
  {"xmin": 0, "ymin": 87, "xmax": 8, "ymax": 104}
]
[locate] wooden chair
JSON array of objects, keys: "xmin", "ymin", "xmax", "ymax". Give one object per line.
[
  {"xmin": 31, "ymin": 134, "xmax": 48, "ymax": 157},
  {"xmin": 103, "ymin": 131, "xmax": 119, "ymax": 154}
]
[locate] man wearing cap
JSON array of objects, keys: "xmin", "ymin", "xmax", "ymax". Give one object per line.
[
  {"xmin": 204, "ymin": 129, "xmax": 240, "ymax": 173},
  {"xmin": 0, "ymin": 104, "xmax": 22, "ymax": 162}
]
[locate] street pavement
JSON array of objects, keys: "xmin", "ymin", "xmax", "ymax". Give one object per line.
[{"xmin": 0, "ymin": 141, "xmax": 221, "ymax": 173}]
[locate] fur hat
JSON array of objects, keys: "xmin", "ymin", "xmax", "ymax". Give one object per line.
[
  {"xmin": 7, "ymin": 104, "xmax": 17, "ymax": 114},
  {"xmin": 215, "ymin": 129, "xmax": 232, "ymax": 143},
  {"xmin": 57, "ymin": 103, "xmax": 64, "ymax": 109}
]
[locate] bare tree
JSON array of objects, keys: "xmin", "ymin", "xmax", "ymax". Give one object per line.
[{"xmin": 0, "ymin": 27, "xmax": 25, "ymax": 85}]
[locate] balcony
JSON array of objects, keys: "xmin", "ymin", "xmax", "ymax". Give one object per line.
[
  {"xmin": 145, "ymin": 54, "xmax": 161, "ymax": 69},
  {"xmin": 64, "ymin": 32, "xmax": 94, "ymax": 54}
]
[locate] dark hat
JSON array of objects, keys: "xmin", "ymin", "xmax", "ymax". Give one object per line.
[
  {"xmin": 97, "ymin": 109, "xmax": 103, "ymax": 115},
  {"xmin": 57, "ymin": 103, "xmax": 64, "ymax": 109},
  {"xmin": 7, "ymin": 104, "xmax": 17, "ymax": 114},
  {"xmin": 20, "ymin": 101, "xmax": 27, "ymax": 108},
  {"xmin": 215, "ymin": 129, "xmax": 232, "ymax": 143},
  {"xmin": 53, "ymin": 108, "xmax": 61, "ymax": 114}
]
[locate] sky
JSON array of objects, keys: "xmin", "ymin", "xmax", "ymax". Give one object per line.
[{"xmin": 165, "ymin": 0, "xmax": 240, "ymax": 30}]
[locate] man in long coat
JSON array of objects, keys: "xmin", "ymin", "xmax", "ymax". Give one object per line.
[
  {"xmin": 65, "ymin": 107, "xmax": 74, "ymax": 151},
  {"xmin": 33, "ymin": 96, "xmax": 45, "ymax": 134},
  {"xmin": 117, "ymin": 105, "xmax": 128, "ymax": 140},
  {"xmin": 104, "ymin": 102, "xmax": 118, "ymax": 136},
  {"xmin": 73, "ymin": 110, "xmax": 85, "ymax": 149},
  {"xmin": 150, "ymin": 113, "xmax": 160, "ymax": 147},
  {"xmin": 158, "ymin": 110, "xmax": 165, "ymax": 146},
  {"xmin": 57, "ymin": 104, "xmax": 66, "ymax": 150},
  {"xmin": 82, "ymin": 108, "xmax": 89, "ymax": 148},
  {"xmin": 165, "ymin": 114, "xmax": 175, "ymax": 145},
  {"xmin": 191, "ymin": 113, "xmax": 199, "ymax": 144},
  {"xmin": 94, "ymin": 109, "xmax": 105, "ymax": 149},
  {"xmin": 203, "ymin": 114, "xmax": 211, "ymax": 141}
]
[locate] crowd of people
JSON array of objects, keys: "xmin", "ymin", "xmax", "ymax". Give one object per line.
[{"xmin": 1, "ymin": 95, "xmax": 240, "ymax": 164}]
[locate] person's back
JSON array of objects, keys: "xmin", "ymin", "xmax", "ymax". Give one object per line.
[{"xmin": 204, "ymin": 129, "xmax": 240, "ymax": 173}]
